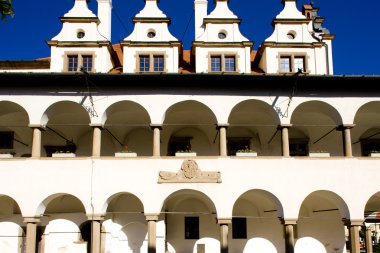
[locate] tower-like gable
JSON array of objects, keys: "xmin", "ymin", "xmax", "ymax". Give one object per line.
[
  {"xmin": 192, "ymin": 0, "xmax": 253, "ymax": 74},
  {"xmin": 47, "ymin": 0, "xmax": 114, "ymax": 73},
  {"xmin": 257, "ymin": 0, "xmax": 335, "ymax": 75},
  {"xmin": 121, "ymin": 0, "xmax": 182, "ymax": 73}
]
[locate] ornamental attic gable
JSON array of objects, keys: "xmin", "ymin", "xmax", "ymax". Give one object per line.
[
  {"xmin": 47, "ymin": 0, "xmax": 114, "ymax": 73},
  {"xmin": 257, "ymin": 0, "xmax": 335, "ymax": 75},
  {"xmin": 192, "ymin": 0, "xmax": 253, "ymax": 74},
  {"xmin": 121, "ymin": 0, "xmax": 182, "ymax": 73}
]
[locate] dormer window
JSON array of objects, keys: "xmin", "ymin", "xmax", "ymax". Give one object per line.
[
  {"xmin": 66, "ymin": 53, "xmax": 94, "ymax": 72},
  {"xmin": 279, "ymin": 54, "xmax": 307, "ymax": 73},
  {"xmin": 77, "ymin": 31, "xmax": 85, "ymax": 39},
  {"xmin": 138, "ymin": 53, "xmax": 166, "ymax": 73},
  {"xmin": 147, "ymin": 31, "xmax": 156, "ymax": 38},
  {"xmin": 209, "ymin": 54, "xmax": 237, "ymax": 73}
]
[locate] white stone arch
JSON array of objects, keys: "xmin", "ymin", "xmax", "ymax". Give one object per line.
[
  {"xmin": 118, "ymin": 222, "xmax": 148, "ymax": 253},
  {"xmin": 44, "ymin": 219, "xmax": 84, "ymax": 253},
  {"xmin": 352, "ymin": 101, "xmax": 380, "ymax": 156},
  {"xmin": 364, "ymin": 191, "xmax": 380, "ymax": 222},
  {"xmin": 231, "ymin": 189, "xmax": 284, "ymax": 253},
  {"xmin": 101, "ymin": 100, "xmax": 152, "ymax": 126},
  {"xmin": 0, "ymin": 100, "xmax": 31, "ymax": 157},
  {"xmin": 0, "ymin": 221, "xmax": 25, "ymax": 253},
  {"xmin": 228, "ymin": 99, "xmax": 281, "ymax": 156},
  {"xmin": 192, "ymin": 237, "xmax": 220, "ymax": 253},
  {"xmin": 162, "ymin": 100, "xmax": 219, "ymax": 156},
  {"xmin": 290, "ymin": 100, "xmax": 344, "ymax": 156},
  {"xmin": 243, "ymin": 238, "xmax": 278, "ymax": 253},
  {"xmin": 36, "ymin": 193, "xmax": 88, "ymax": 218},
  {"xmin": 100, "ymin": 100, "xmax": 152, "ymax": 155},
  {"xmin": 297, "ymin": 190, "xmax": 349, "ymax": 253},
  {"xmin": 40, "ymin": 100, "xmax": 92, "ymax": 156},
  {"xmin": 0, "ymin": 194, "xmax": 23, "ymax": 219},
  {"xmin": 161, "ymin": 189, "xmax": 218, "ymax": 253},
  {"xmin": 101, "ymin": 192, "xmax": 145, "ymax": 215},
  {"xmin": 295, "ymin": 237, "xmax": 327, "ymax": 253}
]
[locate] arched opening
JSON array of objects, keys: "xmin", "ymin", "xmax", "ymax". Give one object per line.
[
  {"xmin": 102, "ymin": 193, "xmax": 146, "ymax": 253},
  {"xmin": 290, "ymin": 101, "xmax": 343, "ymax": 156},
  {"xmin": 232, "ymin": 190, "xmax": 283, "ymax": 253},
  {"xmin": 297, "ymin": 191, "xmax": 349, "ymax": 253},
  {"xmin": 162, "ymin": 190, "xmax": 218, "ymax": 253},
  {"xmin": 352, "ymin": 102, "xmax": 380, "ymax": 156},
  {"xmin": 40, "ymin": 194, "xmax": 87, "ymax": 253},
  {"xmin": 0, "ymin": 195, "xmax": 24, "ymax": 253},
  {"xmin": 364, "ymin": 192, "xmax": 380, "ymax": 250},
  {"xmin": 228, "ymin": 100, "xmax": 281, "ymax": 156},
  {"xmin": 0, "ymin": 101, "xmax": 31, "ymax": 157},
  {"xmin": 103, "ymin": 101, "xmax": 152, "ymax": 156},
  {"xmin": 163, "ymin": 101, "xmax": 218, "ymax": 156},
  {"xmin": 41, "ymin": 101, "xmax": 91, "ymax": 157}
]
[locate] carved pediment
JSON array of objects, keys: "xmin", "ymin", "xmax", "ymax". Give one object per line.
[{"xmin": 158, "ymin": 160, "xmax": 222, "ymax": 183}]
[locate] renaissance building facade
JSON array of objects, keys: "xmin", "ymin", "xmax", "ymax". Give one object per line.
[{"xmin": 1, "ymin": 1, "xmax": 380, "ymax": 253}]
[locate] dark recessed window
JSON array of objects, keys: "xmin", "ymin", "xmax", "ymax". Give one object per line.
[
  {"xmin": 228, "ymin": 137, "xmax": 251, "ymax": 156},
  {"xmin": 218, "ymin": 32, "xmax": 227, "ymax": 39},
  {"xmin": 168, "ymin": 137, "xmax": 192, "ymax": 156},
  {"xmin": 232, "ymin": 217, "xmax": 247, "ymax": 239},
  {"xmin": 185, "ymin": 217, "xmax": 199, "ymax": 239},
  {"xmin": 77, "ymin": 31, "xmax": 85, "ymax": 39},
  {"xmin": 289, "ymin": 138, "xmax": 309, "ymax": 156},
  {"xmin": 147, "ymin": 31, "xmax": 156, "ymax": 38},
  {"xmin": 0, "ymin": 131, "xmax": 14, "ymax": 149}
]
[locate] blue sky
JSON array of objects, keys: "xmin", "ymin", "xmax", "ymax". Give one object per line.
[{"xmin": 0, "ymin": 0, "xmax": 379, "ymax": 75}]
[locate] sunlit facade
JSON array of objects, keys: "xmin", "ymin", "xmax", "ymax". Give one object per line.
[{"xmin": 1, "ymin": 1, "xmax": 380, "ymax": 253}]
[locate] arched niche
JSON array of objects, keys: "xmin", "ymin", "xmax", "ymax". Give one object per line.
[
  {"xmin": 352, "ymin": 102, "xmax": 380, "ymax": 156},
  {"xmin": 231, "ymin": 190, "xmax": 283, "ymax": 253},
  {"xmin": 41, "ymin": 101, "xmax": 91, "ymax": 157},
  {"xmin": 0, "ymin": 195, "xmax": 22, "ymax": 219},
  {"xmin": 297, "ymin": 191, "xmax": 348, "ymax": 253},
  {"xmin": 290, "ymin": 101, "xmax": 343, "ymax": 156},
  {"xmin": 163, "ymin": 101, "xmax": 218, "ymax": 156},
  {"xmin": 228, "ymin": 100, "xmax": 281, "ymax": 156},
  {"xmin": 103, "ymin": 101, "xmax": 152, "ymax": 156},
  {"xmin": 0, "ymin": 101, "xmax": 31, "ymax": 157},
  {"xmin": 161, "ymin": 189, "xmax": 218, "ymax": 253}
]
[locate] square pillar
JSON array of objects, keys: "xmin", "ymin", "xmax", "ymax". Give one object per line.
[
  {"xmin": 24, "ymin": 217, "xmax": 40, "ymax": 253},
  {"xmin": 218, "ymin": 218, "xmax": 231, "ymax": 253},
  {"xmin": 146, "ymin": 214, "xmax": 159, "ymax": 253}
]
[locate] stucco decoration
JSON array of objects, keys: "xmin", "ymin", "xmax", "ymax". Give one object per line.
[{"xmin": 158, "ymin": 160, "xmax": 221, "ymax": 183}]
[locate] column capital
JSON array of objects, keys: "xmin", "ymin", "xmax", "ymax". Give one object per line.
[
  {"xmin": 343, "ymin": 218, "xmax": 364, "ymax": 226},
  {"xmin": 280, "ymin": 218, "xmax": 297, "ymax": 225},
  {"xmin": 28, "ymin": 124, "xmax": 46, "ymax": 130},
  {"xmin": 23, "ymin": 217, "xmax": 41, "ymax": 223},
  {"xmin": 278, "ymin": 124, "xmax": 293, "ymax": 129},
  {"xmin": 145, "ymin": 214, "xmax": 159, "ymax": 221},
  {"xmin": 90, "ymin": 123, "xmax": 104, "ymax": 129},
  {"xmin": 342, "ymin": 124, "xmax": 356, "ymax": 129},
  {"xmin": 217, "ymin": 218, "xmax": 232, "ymax": 225},
  {"xmin": 150, "ymin": 124, "xmax": 163, "ymax": 130},
  {"xmin": 216, "ymin": 123, "xmax": 229, "ymax": 129},
  {"xmin": 87, "ymin": 214, "xmax": 105, "ymax": 221}
]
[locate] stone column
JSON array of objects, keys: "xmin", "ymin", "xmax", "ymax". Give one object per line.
[
  {"xmin": 150, "ymin": 125, "xmax": 162, "ymax": 157},
  {"xmin": 146, "ymin": 214, "xmax": 159, "ymax": 253},
  {"xmin": 346, "ymin": 220, "xmax": 363, "ymax": 253},
  {"xmin": 217, "ymin": 124, "xmax": 229, "ymax": 157},
  {"xmin": 91, "ymin": 124, "xmax": 103, "ymax": 157},
  {"xmin": 279, "ymin": 124, "xmax": 292, "ymax": 157},
  {"xmin": 366, "ymin": 227, "xmax": 373, "ymax": 253},
  {"xmin": 342, "ymin": 124, "xmax": 355, "ymax": 157},
  {"xmin": 29, "ymin": 125, "xmax": 45, "ymax": 158},
  {"xmin": 24, "ymin": 217, "xmax": 40, "ymax": 253},
  {"xmin": 282, "ymin": 219, "xmax": 297, "ymax": 253},
  {"xmin": 88, "ymin": 215, "xmax": 104, "ymax": 253},
  {"xmin": 218, "ymin": 218, "xmax": 231, "ymax": 253}
]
